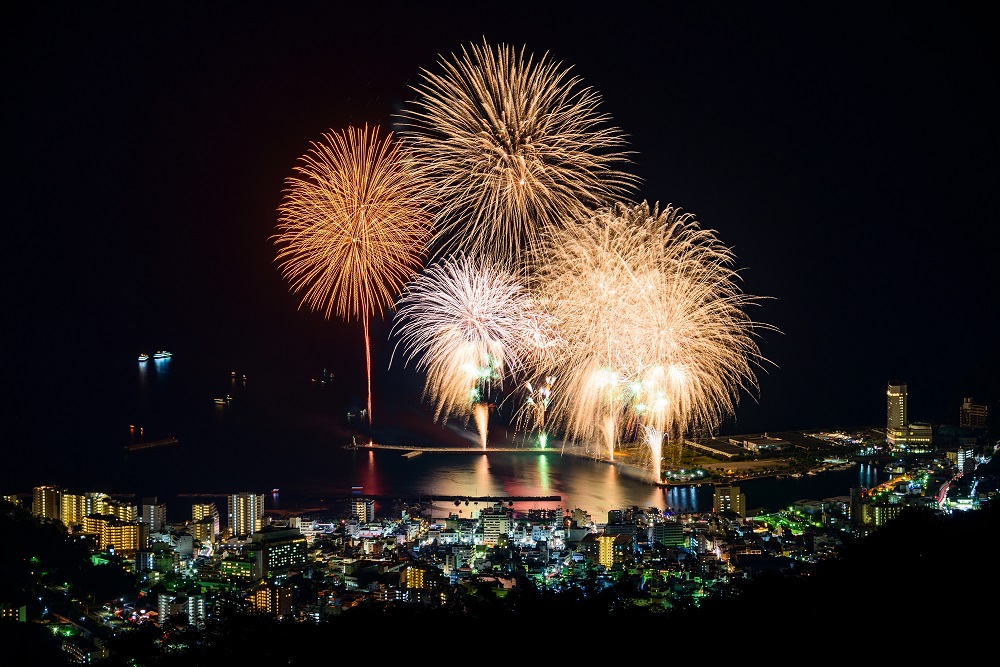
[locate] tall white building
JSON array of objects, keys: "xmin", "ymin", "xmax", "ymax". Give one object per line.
[
  {"xmin": 157, "ymin": 594, "xmax": 205, "ymax": 628},
  {"xmin": 142, "ymin": 497, "xmax": 167, "ymax": 533},
  {"xmin": 227, "ymin": 492, "xmax": 264, "ymax": 539},
  {"xmin": 480, "ymin": 503, "xmax": 512, "ymax": 546}
]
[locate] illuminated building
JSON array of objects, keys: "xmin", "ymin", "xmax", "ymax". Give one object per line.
[
  {"xmin": 227, "ymin": 492, "xmax": 264, "ymax": 539},
  {"xmin": 189, "ymin": 518, "xmax": 216, "ymax": 549},
  {"xmin": 479, "ymin": 503, "xmax": 512, "ymax": 547},
  {"xmin": 157, "ymin": 594, "xmax": 205, "ymax": 627},
  {"xmin": 192, "ymin": 502, "xmax": 220, "ymax": 539},
  {"xmin": 960, "ymin": 398, "xmax": 988, "ymax": 430},
  {"xmin": 0, "ymin": 602, "xmax": 26, "ymax": 622},
  {"xmin": 220, "ymin": 555, "xmax": 262, "ymax": 581},
  {"xmin": 350, "ymin": 498, "xmax": 375, "ymax": 523},
  {"xmin": 32, "ymin": 485, "xmax": 64, "ymax": 522},
  {"xmin": 61, "ymin": 493, "xmax": 91, "ymax": 527},
  {"xmin": 884, "ymin": 382, "xmax": 933, "ymax": 450},
  {"xmin": 248, "ymin": 526, "xmax": 308, "ymax": 576},
  {"xmin": 886, "ymin": 382, "xmax": 908, "ymax": 446},
  {"xmin": 405, "ymin": 564, "xmax": 428, "ymax": 589},
  {"xmin": 135, "ymin": 549, "xmax": 154, "ymax": 573},
  {"xmin": 81, "ymin": 514, "xmax": 141, "ymax": 555},
  {"xmin": 61, "ymin": 492, "xmax": 138, "ymax": 524},
  {"xmin": 902, "ymin": 422, "xmax": 933, "ymax": 452},
  {"xmin": 595, "ymin": 533, "xmax": 634, "ymax": 568},
  {"xmin": 248, "ymin": 581, "xmax": 292, "ymax": 617},
  {"xmin": 713, "ymin": 485, "xmax": 746, "ymax": 518},
  {"xmin": 948, "ymin": 447, "xmax": 978, "ymax": 472},
  {"xmin": 871, "ymin": 503, "xmax": 904, "ymax": 528},
  {"xmin": 141, "ymin": 497, "xmax": 166, "ymax": 533},
  {"xmin": 651, "ymin": 521, "xmax": 685, "ymax": 547}
]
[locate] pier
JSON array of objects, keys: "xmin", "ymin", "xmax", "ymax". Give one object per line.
[
  {"xmin": 124, "ymin": 437, "xmax": 179, "ymax": 452},
  {"xmin": 291, "ymin": 493, "xmax": 562, "ymax": 505},
  {"xmin": 350, "ymin": 442, "xmax": 553, "ymax": 454}
]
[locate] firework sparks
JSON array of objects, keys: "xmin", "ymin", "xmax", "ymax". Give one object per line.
[
  {"xmin": 390, "ymin": 253, "xmax": 544, "ymax": 449},
  {"xmin": 273, "ymin": 125, "xmax": 433, "ymax": 426},
  {"xmin": 534, "ymin": 201, "xmax": 778, "ymax": 481},
  {"xmin": 515, "ymin": 375, "xmax": 556, "ymax": 448},
  {"xmin": 394, "ymin": 39, "xmax": 639, "ymax": 270}
]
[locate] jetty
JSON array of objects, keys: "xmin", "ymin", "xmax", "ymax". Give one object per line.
[
  {"xmin": 299, "ymin": 493, "xmax": 561, "ymax": 505},
  {"xmin": 124, "ymin": 437, "xmax": 179, "ymax": 452},
  {"xmin": 349, "ymin": 442, "xmax": 553, "ymax": 454}
]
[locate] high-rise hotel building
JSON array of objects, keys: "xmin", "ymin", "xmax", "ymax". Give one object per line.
[
  {"xmin": 886, "ymin": 382, "xmax": 908, "ymax": 446},
  {"xmin": 886, "ymin": 382, "xmax": 932, "ymax": 449},
  {"xmin": 227, "ymin": 492, "xmax": 264, "ymax": 539}
]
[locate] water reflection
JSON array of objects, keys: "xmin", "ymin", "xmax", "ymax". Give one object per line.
[
  {"xmin": 316, "ymin": 452, "xmax": 887, "ymax": 523},
  {"xmin": 665, "ymin": 484, "xmax": 704, "ymax": 514},
  {"xmin": 857, "ymin": 462, "xmax": 880, "ymax": 488}
]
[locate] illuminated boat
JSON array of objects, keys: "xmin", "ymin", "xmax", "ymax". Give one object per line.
[
  {"xmin": 152, "ymin": 350, "xmax": 172, "ymax": 359},
  {"xmin": 138, "ymin": 353, "xmax": 149, "ymax": 362}
]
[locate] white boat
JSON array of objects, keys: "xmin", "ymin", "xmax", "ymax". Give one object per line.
[
  {"xmin": 138, "ymin": 353, "xmax": 149, "ymax": 362},
  {"xmin": 152, "ymin": 350, "xmax": 172, "ymax": 359}
]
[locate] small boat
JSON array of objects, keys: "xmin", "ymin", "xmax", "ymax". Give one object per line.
[
  {"xmin": 138, "ymin": 353, "xmax": 149, "ymax": 362},
  {"xmin": 152, "ymin": 350, "xmax": 172, "ymax": 359}
]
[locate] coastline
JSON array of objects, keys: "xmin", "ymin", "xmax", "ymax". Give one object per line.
[{"xmin": 355, "ymin": 440, "xmax": 857, "ymax": 489}]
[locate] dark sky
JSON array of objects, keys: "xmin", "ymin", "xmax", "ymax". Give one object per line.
[{"xmin": 6, "ymin": 2, "xmax": 997, "ymax": 436}]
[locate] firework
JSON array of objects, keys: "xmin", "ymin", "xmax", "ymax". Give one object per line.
[
  {"xmin": 515, "ymin": 375, "xmax": 556, "ymax": 448},
  {"xmin": 533, "ymin": 201, "xmax": 777, "ymax": 481},
  {"xmin": 394, "ymin": 39, "xmax": 639, "ymax": 270},
  {"xmin": 273, "ymin": 125, "xmax": 434, "ymax": 426},
  {"xmin": 390, "ymin": 253, "xmax": 544, "ymax": 448}
]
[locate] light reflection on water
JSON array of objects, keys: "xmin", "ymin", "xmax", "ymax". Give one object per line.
[
  {"xmin": 274, "ymin": 451, "xmax": 885, "ymax": 523},
  {"xmin": 8, "ymin": 353, "xmax": 885, "ymax": 525}
]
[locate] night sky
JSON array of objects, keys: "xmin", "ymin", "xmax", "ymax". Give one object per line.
[{"xmin": 6, "ymin": 3, "xmax": 997, "ymax": 438}]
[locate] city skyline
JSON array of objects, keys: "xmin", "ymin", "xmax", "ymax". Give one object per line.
[{"xmin": 6, "ymin": 4, "xmax": 997, "ymax": 453}]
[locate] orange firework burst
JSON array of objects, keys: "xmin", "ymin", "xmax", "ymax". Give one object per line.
[
  {"xmin": 273, "ymin": 124, "xmax": 434, "ymax": 426},
  {"xmin": 395, "ymin": 39, "xmax": 639, "ymax": 271}
]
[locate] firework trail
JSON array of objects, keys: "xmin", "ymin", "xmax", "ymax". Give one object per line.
[
  {"xmin": 394, "ymin": 39, "xmax": 639, "ymax": 271},
  {"xmin": 515, "ymin": 375, "xmax": 556, "ymax": 448},
  {"xmin": 533, "ymin": 201, "xmax": 777, "ymax": 481},
  {"xmin": 273, "ymin": 125, "xmax": 433, "ymax": 427},
  {"xmin": 390, "ymin": 253, "xmax": 545, "ymax": 449}
]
